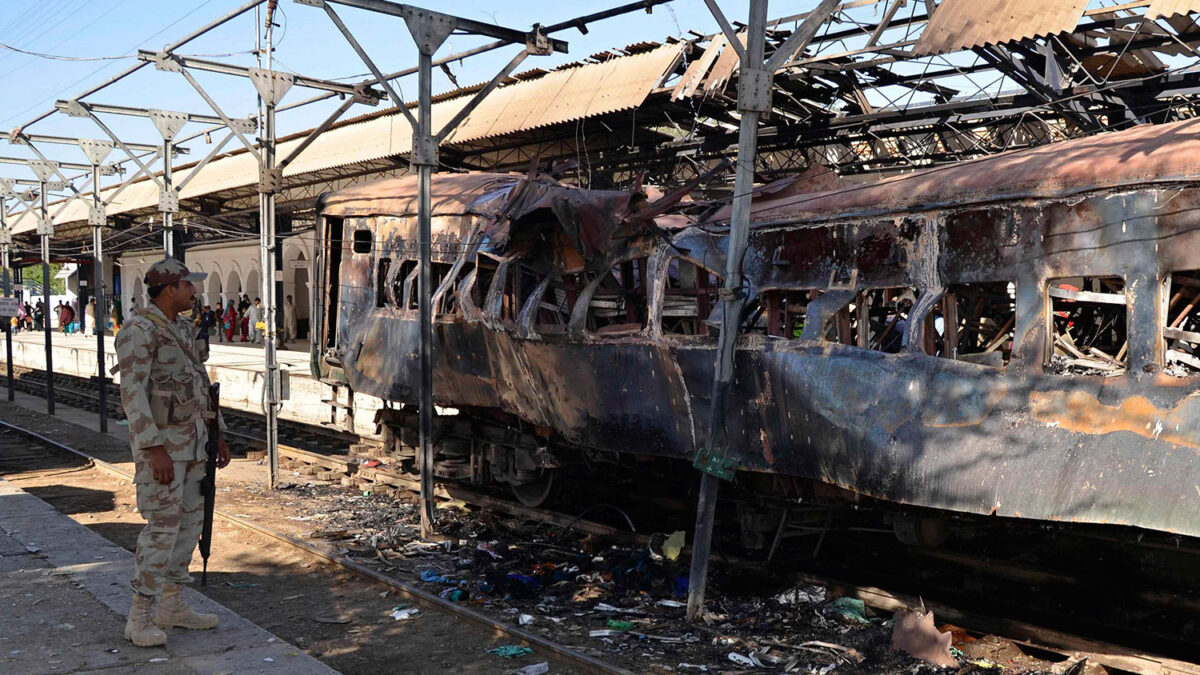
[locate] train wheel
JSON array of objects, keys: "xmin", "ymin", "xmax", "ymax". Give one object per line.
[{"xmin": 510, "ymin": 470, "xmax": 558, "ymax": 508}]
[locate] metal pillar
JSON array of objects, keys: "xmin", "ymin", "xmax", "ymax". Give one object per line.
[
  {"xmin": 88, "ymin": 161, "xmax": 109, "ymax": 431},
  {"xmin": 686, "ymin": 0, "xmax": 837, "ymax": 621},
  {"xmin": 415, "ymin": 48, "xmax": 436, "ymax": 537},
  {"xmin": 256, "ymin": 13, "xmax": 283, "ymax": 490},
  {"xmin": 38, "ymin": 181, "xmax": 54, "ymax": 415},
  {"xmin": 0, "ymin": 193, "xmax": 12, "ymax": 403}
]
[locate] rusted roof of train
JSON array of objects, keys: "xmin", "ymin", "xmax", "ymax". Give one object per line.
[
  {"xmin": 731, "ymin": 117, "xmax": 1200, "ymax": 226},
  {"xmin": 318, "ymin": 173, "xmax": 522, "ymax": 218}
]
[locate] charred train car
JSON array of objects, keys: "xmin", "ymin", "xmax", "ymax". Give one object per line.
[{"xmin": 313, "ymin": 118, "xmax": 1200, "ymax": 542}]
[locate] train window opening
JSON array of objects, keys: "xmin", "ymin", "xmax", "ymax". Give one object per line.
[
  {"xmin": 352, "ymin": 229, "xmax": 372, "ymax": 254},
  {"xmin": 926, "ymin": 282, "xmax": 1016, "ymax": 367},
  {"xmin": 440, "ymin": 262, "xmax": 474, "ymax": 316},
  {"xmin": 1046, "ymin": 276, "xmax": 1127, "ymax": 376},
  {"xmin": 588, "ymin": 258, "xmax": 649, "ymax": 334},
  {"xmin": 502, "ymin": 264, "xmax": 540, "ymax": 322},
  {"xmin": 393, "ymin": 260, "xmax": 416, "ymax": 308},
  {"xmin": 664, "ymin": 259, "xmax": 721, "ymax": 336},
  {"xmin": 828, "ymin": 287, "xmax": 918, "ymax": 352},
  {"xmin": 759, "ymin": 289, "xmax": 821, "ymax": 337},
  {"xmin": 473, "ymin": 258, "xmax": 499, "ymax": 309},
  {"xmin": 1163, "ymin": 271, "xmax": 1200, "ymax": 377},
  {"xmin": 375, "ymin": 257, "xmax": 391, "ymax": 308},
  {"xmin": 536, "ymin": 272, "xmax": 590, "ymax": 335}
]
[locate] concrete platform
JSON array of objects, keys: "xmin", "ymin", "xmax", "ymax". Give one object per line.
[
  {"xmin": 1, "ymin": 331, "xmax": 380, "ymax": 437},
  {"xmin": 0, "ymin": 476, "xmax": 338, "ymax": 674}
]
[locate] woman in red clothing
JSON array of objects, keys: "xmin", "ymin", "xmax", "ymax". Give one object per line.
[{"xmin": 223, "ymin": 300, "xmax": 237, "ymax": 342}]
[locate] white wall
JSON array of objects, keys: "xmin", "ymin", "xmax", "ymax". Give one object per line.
[{"xmin": 117, "ymin": 233, "xmax": 315, "ymax": 321}]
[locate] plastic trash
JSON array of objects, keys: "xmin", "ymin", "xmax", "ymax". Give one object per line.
[
  {"xmin": 518, "ymin": 614, "xmax": 535, "ymax": 626},
  {"xmin": 728, "ymin": 652, "xmax": 757, "ymax": 667},
  {"xmin": 510, "ymin": 663, "xmax": 550, "ymax": 675},
  {"xmin": 662, "ymin": 530, "xmax": 685, "ymax": 560},
  {"xmin": 825, "ymin": 597, "xmax": 869, "ymax": 624},
  {"xmin": 606, "ymin": 619, "xmax": 634, "ymax": 631},
  {"xmin": 589, "ymin": 629, "xmax": 621, "ymax": 638},
  {"xmin": 420, "ymin": 569, "xmax": 450, "ymax": 583},
  {"xmin": 487, "ymin": 645, "xmax": 533, "ymax": 658},
  {"xmin": 390, "ymin": 608, "xmax": 419, "ymax": 620},
  {"xmin": 656, "ymin": 599, "xmax": 685, "ymax": 608},
  {"xmin": 773, "ymin": 586, "xmax": 826, "ymax": 605}
]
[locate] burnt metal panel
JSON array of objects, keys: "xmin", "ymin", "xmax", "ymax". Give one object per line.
[
  {"xmin": 914, "ymin": 0, "xmax": 1090, "ymax": 56},
  {"xmin": 729, "ymin": 117, "xmax": 1200, "ymax": 225}
]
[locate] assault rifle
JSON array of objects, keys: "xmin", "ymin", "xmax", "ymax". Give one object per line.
[{"xmin": 198, "ymin": 382, "xmax": 220, "ymax": 586}]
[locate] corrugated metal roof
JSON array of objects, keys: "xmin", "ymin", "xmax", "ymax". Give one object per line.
[
  {"xmin": 1147, "ymin": 0, "xmax": 1200, "ymax": 19},
  {"xmin": 914, "ymin": 0, "xmax": 1090, "ymax": 56},
  {"xmin": 671, "ymin": 35, "xmax": 726, "ymax": 100},
  {"xmin": 445, "ymin": 42, "xmax": 684, "ymax": 144},
  {"xmin": 11, "ymin": 44, "xmax": 682, "ymax": 234}
]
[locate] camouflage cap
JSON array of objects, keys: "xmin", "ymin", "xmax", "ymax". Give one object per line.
[{"xmin": 144, "ymin": 256, "xmax": 206, "ymax": 286}]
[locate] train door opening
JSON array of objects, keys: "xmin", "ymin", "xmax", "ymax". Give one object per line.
[{"xmin": 323, "ymin": 217, "xmax": 344, "ymax": 350}]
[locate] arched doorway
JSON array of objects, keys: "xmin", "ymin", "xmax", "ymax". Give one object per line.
[
  {"xmin": 226, "ymin": 270, "xmax": 242, "ymax": 305},
  {"xmin": 129, "ymin": 277, "xmax": 144, "ymax": 316},
  {"xmin": 293, "ymin": 251, "xmax": 310, "ymax": 339},
  {"xmin": 246, "ymin": 269, "xmax": 260, "ymax": 303},
  {"xmin": 207, "ymin": 274, "xmax": 222, "ymax": 310}
]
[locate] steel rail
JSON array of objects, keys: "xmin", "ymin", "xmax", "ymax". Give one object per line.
[{"xmin": 0, "ymin": 416, "xmax": 632, "ymax": 675}]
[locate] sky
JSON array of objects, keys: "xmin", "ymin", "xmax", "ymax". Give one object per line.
[{"xmin": 0, "ymin": 0, "xmax": 817, "ymax": 182}]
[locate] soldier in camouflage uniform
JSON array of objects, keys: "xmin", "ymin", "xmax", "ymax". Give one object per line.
[{"xmin": 115, "ymin": 257, "xmax": 231, "ymax": 647}]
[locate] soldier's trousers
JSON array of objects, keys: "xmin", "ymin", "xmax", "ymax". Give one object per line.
[{"xmin": 131, "ymin": 460, "xmax": 206, "ymax": 596}]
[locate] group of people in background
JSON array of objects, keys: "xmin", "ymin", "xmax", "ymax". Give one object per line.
[
  {"xmin": 10, "ymin": 297, "xmax": 117, "ymax": 335},
  {"xmin": 188, "ymin": 293, "xmax": 298, "ymax": 352},
  {"xmin": 7, "ymin": 291, "xmax": 299, "ymax": 350}
]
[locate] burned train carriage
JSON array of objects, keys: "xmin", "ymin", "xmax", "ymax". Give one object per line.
[{"xmin": 314, "ymin": 118, "xmax": 1200, "ymax": 540}]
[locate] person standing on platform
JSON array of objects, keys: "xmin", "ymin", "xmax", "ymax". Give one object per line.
[
  {"xmin": 246, "ymin": 298, "xmax": 263, "ymax": 344},
  {"xmin": 283, "ymin": 294, "xmax": 297, "ymax": 344},
  {"xmin": 85, "ymin": 298, "xmax": 96, "ymax": 336},
  {"xmin": 115, "ymin": 257, "xmax": 230, "ymax": 648},
  {"xmin": 237, "ymin": 294, "xmax": 250, "ymax": 342},
  {"xmin": 60, "ymin": 301, "xmax": 74, "ymax": 335},
  {"xmin": 223, "ymin": 300, "xmax": 236, "ymax": 343}
]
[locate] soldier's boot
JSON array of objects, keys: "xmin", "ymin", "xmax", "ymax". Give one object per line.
[
  {"xmin": 125, "ymin": 593, "xmax": 167, "ymax": 647},
  {"xmin": 154, "ymin": 583, "xmax": 219, "ymax": 630}
]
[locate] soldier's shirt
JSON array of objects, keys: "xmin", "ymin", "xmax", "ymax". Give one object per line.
[{"xmin": 115, "ymin": 304, "xmax": 225, "ymax": 467}]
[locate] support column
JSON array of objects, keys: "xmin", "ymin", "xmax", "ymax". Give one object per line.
[
  {"xmin": 274, "ymin": 215, "xmax": 291, "ymax": 349},
  {"xmin": 0, "ymin": 196, "xmax": 12, "ymax": 403},
  {"xmin": 415, "ymin": 50, "xmax": 436, "ymax": 538},
  {"xmin": 38, "ymin": 182, "xmax": 54, "ymax": 415},
  {"xmin": 92, "ymin": 166, "xmax": 108, "ymax": 431},
  {"xmin": 688, "ymin": 0, "xmax": 771, "ymax": 621}
]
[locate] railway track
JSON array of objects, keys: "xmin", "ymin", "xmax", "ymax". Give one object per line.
[{"xmin": 4, "ymin": 366, "xmax": 1200, "ymax": 674}]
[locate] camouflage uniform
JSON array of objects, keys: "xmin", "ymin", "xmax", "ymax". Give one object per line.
[{"xmin": 116, "ymin": 261, "xmax": 223, "ymax": 598}]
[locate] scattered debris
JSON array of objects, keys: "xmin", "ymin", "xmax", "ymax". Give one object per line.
[
  {"xmin": 662, "ymin": 530, "xmax": 685, "ymax": 561},
  {"xmin": 389, "ymin": 607, "xmax": 419, "ymax": 621},
  {"xmin": 487, "ymin": 645, "xmax": 533, "ymax": 659},
  {"xmin": 824, "ymin": 597, "xmax": 870, "ymax": 624},
  {"xmin": 890, "ymin": 604, "xmax": 956, "ymax": 667},
  {"xmin": 509, "ymin": 663, "xmax": 549, "ymax": 675}
]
